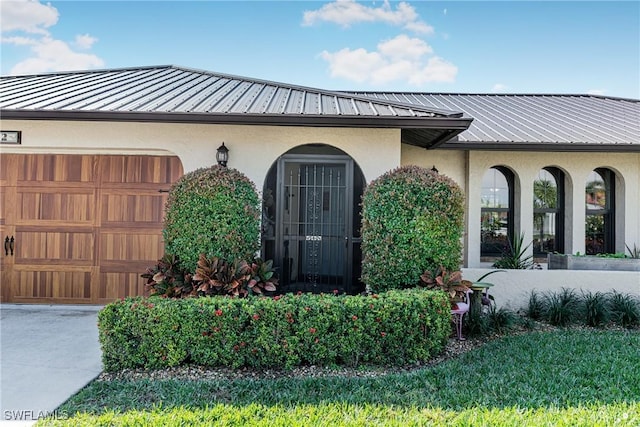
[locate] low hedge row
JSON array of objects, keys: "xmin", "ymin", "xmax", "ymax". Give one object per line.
[{"xmin": 98, "ymin": 289, "xmax": 451, "ymax": 372}]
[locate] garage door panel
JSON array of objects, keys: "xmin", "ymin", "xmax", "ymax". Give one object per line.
[
  {"xmin": 4, "ymin": 153, "xmax": 183, "ymax": 304},
  {"xmin": 15, "ymin": 230, "xmax": 94, "ymax": 264},
  {"xmin": 101, "ymin": 192, "xmax": 167, "ymax": 226},
  {"xmin": 18, "ymin": 154, "xmax": 96, "ymax": 183},
  {"xmin": 17, "ymin": 189, "xmax": 95, "ymax": 224},
  {"xmin": 98, "ymin": 271, "xmax": 146, "ymax": 301},
  {"xmin": 100, "ymin": 155, "xmax": 182, "ymax": 185},
  {"xmin": 12, "ymin": 268, "xmax": 92, "ymax": 300},
  {"xmin": 100, "ymin": 233, "xmax": 163, "ymax": 262}
]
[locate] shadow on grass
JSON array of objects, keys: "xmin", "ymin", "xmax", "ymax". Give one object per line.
[{"xmin": 59, "ymin": 329, "xmax": 640, "ymax": 415}]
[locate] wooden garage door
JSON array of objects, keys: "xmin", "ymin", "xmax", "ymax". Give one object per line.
[{"xmin": 0, "ymin": 154, "xmax": 183, "ymax": 304}]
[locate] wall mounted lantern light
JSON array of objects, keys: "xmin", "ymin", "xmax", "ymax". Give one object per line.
[{"xmin": 216, "ymin": 142, "xmax": 229, "ymax": 167}]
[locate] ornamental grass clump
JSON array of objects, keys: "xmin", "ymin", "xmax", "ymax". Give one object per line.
[
  {"xmin": 361, "ymin": 165, "xmax": 465, "ymax": 293},
  {"xmin": 163, "ymin": 165, "xmax": 261, "ymax": 272}
]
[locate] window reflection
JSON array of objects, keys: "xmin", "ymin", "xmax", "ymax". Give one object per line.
[
  {"xmin": 533, "ymin": 168, "xmax": 563, "ymax": 256},
  {"xmin": 585, "ymin": 169, "xmax": 613, "ymax": 254},
  {"xmin": 481, "ymin": 168, "xmax": 512, "ymax": 259}
]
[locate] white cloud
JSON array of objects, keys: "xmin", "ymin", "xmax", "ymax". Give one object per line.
[
  {"xmin": 10, "ymin": 37, "xmax": 104, "ymax": 75},
  {"xmin": 378, "ymin": 34, "xmax": 433, "ymax": 60},
  {"xmin": 1, "ymin": 36, "xmax": 37, "ymax": 46},
  {"xmin": 587, "ymin": 89, "xmax": 606, "ymax": 95},
  {"xmin": 492, "ymin": 83, "xmax": 509, "ymax": 92},
  {"xmin": 0, "ymin": 0, "xmax": 59, "ymax": 34},
  {"xmin": 74, "ymin": 34, "xmax": 98, "ymax": 50},
  {"xmin": 319, "ymin": 34, "xmax": 457, "ymax": 86},
  {"xmin": 1, "ymin": 0, "xmax": 104, "ymax": 74},
  {"xmin": 303, "ymin": 0, "xmax": 434, "ymax": 34}
]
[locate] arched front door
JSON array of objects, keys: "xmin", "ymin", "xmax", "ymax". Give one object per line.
[{"xmin": 262, "ymin": 146, "xmax": 365, "ymax": 294}]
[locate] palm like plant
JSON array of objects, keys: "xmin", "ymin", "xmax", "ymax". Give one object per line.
[{"xmin": 492, "ymin": 232, "xmax": 534, "ymax": 269}]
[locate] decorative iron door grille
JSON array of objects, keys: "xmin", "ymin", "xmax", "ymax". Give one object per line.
[{"xmin": 276, "ymin": 156, "xmax": 354, "ymax": 293}]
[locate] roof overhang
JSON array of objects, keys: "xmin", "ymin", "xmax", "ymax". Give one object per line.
[{"xmin": 1, "ymin": 109, "xmax": 474, "ymax": 149}]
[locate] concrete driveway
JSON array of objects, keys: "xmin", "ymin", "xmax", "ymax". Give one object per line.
[{"xmin": 0, "ymin": 304, "xmax": 103, "ymax": 423}]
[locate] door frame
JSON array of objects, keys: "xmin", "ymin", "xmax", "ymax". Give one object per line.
[{"xmin": 274, "ymin": 153, "xmax": 356, "ymax": 292}]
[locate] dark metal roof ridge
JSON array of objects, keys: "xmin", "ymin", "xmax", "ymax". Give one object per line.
[
  {"xmin": 0, "ymin": 108, "xmax": 473, "ymax": 129},
  {"xmin": 1, "ymin": 65, "xmax": 467, "ymax": 118},
  {"xmin": 349, "ymin": 90, "xmax": 640, "ymax": 103},
  {"xmin": 439, "ymin": 141, "xmax": 640, "ymax": 152}
]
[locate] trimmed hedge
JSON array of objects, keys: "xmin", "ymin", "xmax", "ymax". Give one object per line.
[
  {"xmin": 163, "ymin": 165, "xmax": 260, "ymax": 272},
  {"xmin": 361, "ymin": 165, "xmax": 465, "ymax": 293},
  {"xmin": 98, "ymin": 289, "xmax": 451, "ymax": 371}
]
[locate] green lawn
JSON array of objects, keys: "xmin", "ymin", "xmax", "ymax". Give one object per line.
[{"xmin": 41, "ymin": 329, "xmax": 640, "ymax": 426}]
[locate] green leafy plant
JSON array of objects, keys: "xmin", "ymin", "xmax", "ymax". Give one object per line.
[
  {"xmin": 492, "ymin": 232, "xmax": 534, "ymax": 269},
  {"xmin": 419, "ymin": 266, "xmax": 470, "ymax": 305},
  {"xmin": 581, "ymin": 291, "xmax": 610, "ymax": 327},
  {"xmin": 526, "ymin": 290, "xmax": 545, "ymax": 320},
  {"xmin": 247, "ymin": 258, "xmax": 278, "ymax": 295},
  {"xmin": 98, "ymin": 289, "xmax": 451, "ymax": 371},
  {"xmin": 542, "ymin": 288, "xmax": 581, "ymax": 326},
  {"xmin": 485, "ymin": 305, "xmax": 518, "ymax": 334},
  {"xmin": 626, "ymin": 243, "xmax": 640, "ymax": 259},
  {"xmin": 608, "ymin": 291, "xmax": 640, "ymax": 328},
  {"xmin": 361, "ymin": 165, "xmax": 465, "ymax": 293},
  {"xmin": 163, "ymin": 165, "xmax": 260, "ymax": 272}
]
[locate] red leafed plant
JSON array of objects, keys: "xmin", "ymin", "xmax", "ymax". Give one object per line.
[
  {"xmin": 246, "ymin": 258, "xmax": 279, "ymax": 295},
  {"xmin": 193, "ymin": 255, "xmax": 252, "ymax": 297},
  {"xmin": 143, "ymin": 253, "xmax": 279, "ymax": 298},
  {"xmin": 419, "ymin": 266, "xmax": 471, "ymax": 304},
  {"xmin": 141, "ymin": 254, "xmax": 194, "ymax": 298}
]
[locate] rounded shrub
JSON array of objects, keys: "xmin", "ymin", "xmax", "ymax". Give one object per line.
[
  {"xmin": 163, "ymin": 165, "xmax": 260, "ymax": 272},
  {"xmin": 361, "ymin": 165, "xmax": 465, "ymax": 293}
]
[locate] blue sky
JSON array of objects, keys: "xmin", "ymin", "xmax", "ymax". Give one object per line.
[{"xmin": 1, "ymin": 1, "xmax": 638, "ymax": 97}]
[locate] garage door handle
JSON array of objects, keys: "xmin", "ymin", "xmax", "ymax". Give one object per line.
[{"xmin": 4, "ymin": 236, "xmax": 13, "ymax": 256}]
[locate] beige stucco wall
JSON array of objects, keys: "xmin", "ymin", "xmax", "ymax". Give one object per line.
[
  {"xmin": 463, "ymin": 268, "xmax": 640, "ymax": 310},
  {"xmin": 3, "ymin": 119, "xmax": 638, "ymax": 271},
  {"xmin": 403, "ymin": 148, "xmax": 640, "ymax": 268},
  {"xmin": 0, "ymin": 119, "xmax": 401, "ymax": 191}
]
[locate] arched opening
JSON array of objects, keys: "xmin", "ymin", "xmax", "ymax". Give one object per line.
[
  {"xmin": 480, "ymin": 166, "xmax": 514, "ymax": 261},
  {"xmin": 585, "ymin": 168, "xmax": 616, "ymax": 254},
  {"xmin": 262, "ymin": 144, "xmax": 366, "ymax": 294},
  {"xmin": 533, "ymin": 167, "xmax": 565, "ymax": 258}
]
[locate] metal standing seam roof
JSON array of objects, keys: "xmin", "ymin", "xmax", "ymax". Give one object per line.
[
  {"xmin": 1, "ymin": 65, "xmax": 638, "ymax": 151},
  {"xmin": 0, "ymin": 65, "xmax": 471, "ymax": 125},
  {"xmin": 351, "ymin": 92, "xmax": 640, "ymax": 150}
]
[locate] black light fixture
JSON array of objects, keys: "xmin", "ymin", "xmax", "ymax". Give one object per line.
[
  {"xmin": 431, "ymin": 165, "xmax": 439, "ymax": 173},
  {"xmin": 216, "ymin": 142, "xmax": 229, "ymax": 167}
]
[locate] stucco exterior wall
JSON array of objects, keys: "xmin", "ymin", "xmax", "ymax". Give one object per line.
[
  {"xmin": 0, "ymin": 119, "xmax": 402, "ymax": 191},
  {"xmin": 404, "ymin": 148, "xmax": 640, "ymax": 268},
  {"xmin": 463, "ymin": 268, "xmax": 640, "ymax": 311},
  {"xmin": 4, "ymin": 119, "xmax": 638, "ymax": 271}
]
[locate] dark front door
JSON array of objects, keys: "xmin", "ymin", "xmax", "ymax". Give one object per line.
[{"xmin": 272, "ymin": 154, "xmax": 359, "ymax": 293}]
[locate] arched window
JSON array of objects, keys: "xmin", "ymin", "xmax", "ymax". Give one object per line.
[
  {"xmin": 585, "ymin": 168, "xmax": 615, "ymax": 254},
  {"xmin": 481, "ymin": 167, "xmax": 514, "ymax": 260},
  {"xmin": 533, "ymin": 167, "xmax": 564, "ymax": 257}
]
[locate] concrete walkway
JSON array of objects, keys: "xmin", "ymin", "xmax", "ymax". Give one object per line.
[{"xmin": 0, "ymin": 304, "xmax": 103, "ymax": 424}]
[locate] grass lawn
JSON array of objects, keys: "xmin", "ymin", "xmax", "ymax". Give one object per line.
[{"xmin": 41, "ymin": 329, "xmax": 640, "ymax": 426}]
